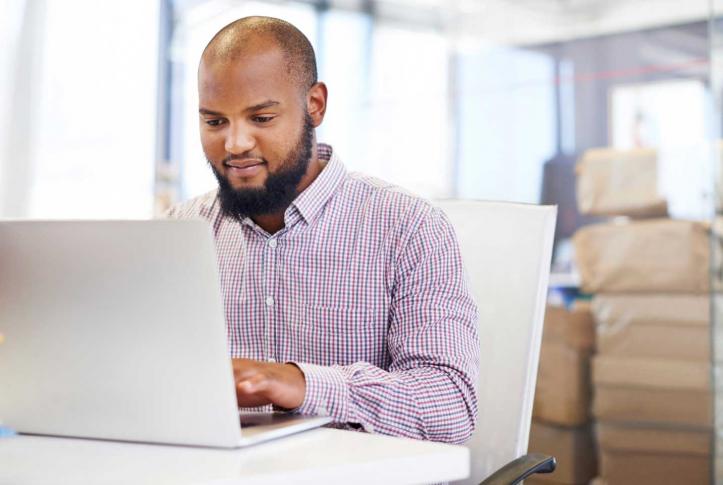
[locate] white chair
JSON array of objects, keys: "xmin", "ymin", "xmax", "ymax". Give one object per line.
[{"xmin": 435, "ymin": 200, "xmax": 557, "ymax": 485}]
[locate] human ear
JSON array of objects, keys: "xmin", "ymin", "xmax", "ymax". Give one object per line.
[{"xmin": 306, "ymin": 82, "xmax": 328, "ymax": 127}]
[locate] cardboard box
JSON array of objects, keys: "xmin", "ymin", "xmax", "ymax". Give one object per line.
[
  {"xmin": 597, "ymin": 322, "xmax": 709, "ymax": 361},
  {"xmin": 573, "ymin": 219, "xmax": 709, "ymax": 293},
  {"xmin": 534, "ymin": 340, "xmax": 591, "ymax": 426},
  {"xmin": 533, "ymin": 304, "xmax": 595, "ymax": 426},
  {"xmin": 541, "ymin": 304, "xmax": 595, "ymax": 351},
  {"xmin": 576, "ymin": 148, "xmax": 668, "ymax": 218},
  {"xmin": 592, "ymin": 294, "xmax": 710, "ymax": 361},
  {"xmin": 527, "ymin": 422, "xmax": 597, "ymax": 484},
  {"xmin": 591, "ymin": 294, "xmax": 710, "ymax": 328},
  {"xmin": 600, "ymin": 451, "xmax": 709, "ymax": 485},
  {"xmin": 592, "ymin": 355, "xmax": 710, "ymax": 391},
  {"xmin": 598, "ymin": 423, "xmax": 711, "ymax": 485},
  {"xmin": 593, "ymin": 386, "xmax": 712, "ymax": 428}
]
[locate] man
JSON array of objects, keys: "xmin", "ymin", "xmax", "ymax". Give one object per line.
[{"xmin": 168, "ymin": 16, "xmax": 479, "ymax": 444}]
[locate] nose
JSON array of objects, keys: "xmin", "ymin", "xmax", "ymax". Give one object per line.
[{"xmin": 224, "ymin": 122, "xmax": 255, "ymax": 155}]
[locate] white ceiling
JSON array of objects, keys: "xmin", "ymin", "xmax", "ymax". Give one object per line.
[
  {"xmin": 175, "ymin": 0, "xmax": 720, "ymax": 45},
  {"xmin": 368, "ymin": 0, "xmax": 715, "ymax": 45}
]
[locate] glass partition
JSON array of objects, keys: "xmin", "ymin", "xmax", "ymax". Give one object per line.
[{"xmin": 710, "ymin": 3, "xmax": 723, "ymax": 483}]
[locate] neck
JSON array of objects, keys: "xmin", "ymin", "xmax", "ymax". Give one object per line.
[
  {"xmin": 250, "ymin": 154, "xmax": 323, "ymax": 234},
  {"xmin": 251, "ymin": 212, "xmax": 285, "ymax": 234}
]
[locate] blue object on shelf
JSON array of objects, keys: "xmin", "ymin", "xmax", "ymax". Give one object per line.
[{"xmin": 0, "ymin": 425, "xmax": 16, "ymax": 438}]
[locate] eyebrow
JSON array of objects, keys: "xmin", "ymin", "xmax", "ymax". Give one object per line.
[{"xmin": 199, "ymin": 100, "xmax": 280, "ymax": 116}]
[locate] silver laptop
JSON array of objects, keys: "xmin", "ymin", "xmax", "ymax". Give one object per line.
[{"xmin": 0, "ymin": 220, "xmax": 331, "ymax": 447}]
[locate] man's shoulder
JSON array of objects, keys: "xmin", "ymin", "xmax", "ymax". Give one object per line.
[
  {"xmin": 342, "ymin": 172, "xmax": 438, "ymax": 224},
  {"xmin": 165, "ymin": 189, "xmax": 220, "ymax": 220}
]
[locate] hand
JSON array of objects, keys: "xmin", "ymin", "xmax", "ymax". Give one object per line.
[{"xmin": 231, "ymin": 358, "xmax": 306, "ymax": 410}]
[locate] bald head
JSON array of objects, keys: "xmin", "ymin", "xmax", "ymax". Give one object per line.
[{"xmin": 202, "ymin": 16, "xmax": 317, "ymax": 93}]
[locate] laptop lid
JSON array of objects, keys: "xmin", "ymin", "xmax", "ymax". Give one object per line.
[{"xmin": 0, "ymin": 220, "xmax": 244, "ymax": 447}]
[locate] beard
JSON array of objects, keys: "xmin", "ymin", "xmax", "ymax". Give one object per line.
[{"xmin": 209, "ymin": 113, "xmax": 314, "ymax": 221}]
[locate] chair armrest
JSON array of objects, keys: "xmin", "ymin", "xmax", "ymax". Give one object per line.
[{"xmin": 478, "ymin": 453, "xmax": 556, "ymax": 485}]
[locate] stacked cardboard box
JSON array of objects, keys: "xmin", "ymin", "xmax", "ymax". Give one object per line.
[
  {"xmin": 596, "ymin": 423, "xmax": 711, "ymax": 485},
  {"xmin": 527, "ymin": 303, "xmax": 598, "ymax": 485},
  {"xmin": 590, "ymin": 294, "xmax": 712, "ymax": 485},
  {"xmin": 575, "ymin": 148, "xmax": 668, "ymax": 218},
  {"xmin": 573, "ymin": 148, "xmax": 712, "ymax": 485}
]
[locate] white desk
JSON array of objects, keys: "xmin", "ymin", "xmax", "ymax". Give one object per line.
[{"xmin": 0, "ymin": 428, "xmax": 469, "ymax": 484}]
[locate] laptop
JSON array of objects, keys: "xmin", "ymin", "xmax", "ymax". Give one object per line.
[{"xmin": 0, "ymin": 220, "xmax": 331, "ymax": 447}]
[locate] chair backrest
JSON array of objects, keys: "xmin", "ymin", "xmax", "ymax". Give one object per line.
[{"xmin": 435, "ymin": 200, "xmax": 556, "ymax": 485}]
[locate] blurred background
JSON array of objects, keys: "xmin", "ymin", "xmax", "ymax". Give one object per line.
[{"xmin": 2, "ymin": 0, "xmax": 723, "ymax": 483}]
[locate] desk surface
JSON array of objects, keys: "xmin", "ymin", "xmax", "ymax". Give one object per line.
[{"xmin": 0, "ymin": 428, "xmax": 469, "ymax": 484}]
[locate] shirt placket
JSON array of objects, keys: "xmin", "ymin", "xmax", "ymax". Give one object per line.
[{"xmin": 262, "ymin": 234, "xmax": 279, "ymax": 363}]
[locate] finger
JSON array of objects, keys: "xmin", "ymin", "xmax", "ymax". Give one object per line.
[
  {"xmin": 235, "ymin": 374, "xmax": 272, "ymax": 407},
  {"xmin": 234, "ymin": 367, "xmax": 259, "ymax": 381},
  {"xmin": 231, "ymin": 358, "xmax": 267, "ymax": 379},
  {"xmin": 236, "ymin": 373, "xmax": 269, "ymax": 394},
  {"xmin": 232, "ymin": 359, "xmax": 261, "ymax": 378},
  {"xmin": 236, "ymin": 393, "xmax": 271, "ymax": 407}
]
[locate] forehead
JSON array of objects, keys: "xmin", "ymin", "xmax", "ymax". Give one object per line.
[{"xmin": 198, "ymin": 47, "xmax": 298, "ymax": 108}]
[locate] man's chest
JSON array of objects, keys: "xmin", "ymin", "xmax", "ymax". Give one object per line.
[
  {"xmin": 213, "ymin": 224, "xmax": 395, "ymax": 365},
  {"xmin": 215, "ymin": 221, "xmax": 397, "ymax": 307}
]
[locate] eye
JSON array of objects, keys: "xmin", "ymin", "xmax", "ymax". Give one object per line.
[
  {"xmin": 205, "ymin": 118, "xmax": 225, "ymax": 127},
  {"xmin": 253, "ymin": 115, "xmax": 275, "ymax": 123}
]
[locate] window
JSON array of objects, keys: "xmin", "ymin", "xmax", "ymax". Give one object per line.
[
  {"xmin": 28, "ymin": 0, "xmax": 159, "ymax": 218},
  {"xmin": 610, "ymin": 79, "xmax": 711, "ymax": 218}
]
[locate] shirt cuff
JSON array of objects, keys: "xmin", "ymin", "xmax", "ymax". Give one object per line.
[{"xmin": 291, "ymin": 362, "xmax": 350, "ymax": 422}]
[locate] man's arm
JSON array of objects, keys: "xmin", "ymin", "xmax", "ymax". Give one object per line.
[{"xmin": 291, "ymin": 207, "xmax": 480, "ymax": 444}]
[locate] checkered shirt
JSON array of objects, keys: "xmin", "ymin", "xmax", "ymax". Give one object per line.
[{"xmin": 167, "ymin": 144, "xmax": 479, "ymax": 444}]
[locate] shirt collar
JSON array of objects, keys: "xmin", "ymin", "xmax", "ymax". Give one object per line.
[{"xmin": 287, "ymin": 143, "xmax": 345, "ymax": 226}]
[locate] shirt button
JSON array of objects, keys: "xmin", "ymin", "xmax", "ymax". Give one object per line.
[
  {"xmin": 265, "ymin": 296, "xmax": 274, "ymax": 307},
  {"xmin": 268, "ymin": 239, "xmax": 278, "ymax": 249}
]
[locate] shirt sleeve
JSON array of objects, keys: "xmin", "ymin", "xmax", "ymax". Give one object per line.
[{"xmin": 291, "ymin": 207, "xmax": 480, "ymax": 444}]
